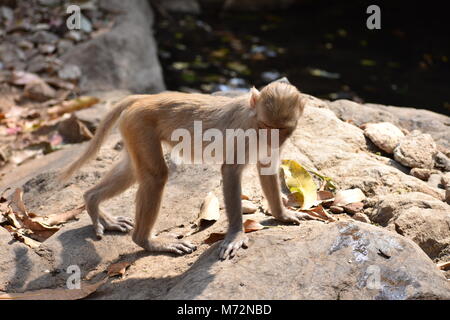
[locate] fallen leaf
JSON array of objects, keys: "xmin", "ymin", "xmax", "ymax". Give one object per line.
[
  {"xmin": 11, "ymin": 188, "xmax": 28, "ymax": 217},
  {"xmin": 243, "ymin": 219, "xmax": 264, "ymax": 232},
  {"xmin": 332, "ymin": 188, "xmax": 366, "ymax": 207},
  {"xmin": 47, "ymin": 96, "xmax": 100, "ymax": 119},
  {"xmin": 198, "ymin": 192, "xmax": 220, "ymax": 222},
  {"xmin": 36, "ymin": 205, "xmax": 85, "ymax": 226},
  {"xmin": 12, "ymin": 232, "xmax": 41, "ymax": 249},
  {"xmin": 107, "ymin": 262, "xmax": 131, "ymax": 278},
  {"xmin": 299, "ymin": 205, "xmax": 336, "ymax": 222},
  {"xmin": 203, "ymin": 219, "xmax": 266, "ymax": 245},
  {"xmin": 0, "ymin": 279, "xmax": 107, "ymax": 300},
  {"xmin": 204, "ymin": 232, "xmax": 225, "ymax": 245},
  {"xmin": 5, "ymin": 212, "xmax": 22, "ymax": 229},
  {"xmin": 437, "ymin": 261, "xmax": 450, "ymax": 270},
  {"xmin": 280, "ymin": 160, "xmax": 317, "ymax": 209}
]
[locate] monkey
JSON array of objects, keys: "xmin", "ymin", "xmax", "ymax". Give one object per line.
[{"xmin": 60, "ymin": 81, "xmax": 318, "ymax": 260}]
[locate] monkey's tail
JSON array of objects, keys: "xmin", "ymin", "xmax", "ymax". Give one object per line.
[{"xmin": 59, "ymin": 95, "xmax": 138, "ymax": 182}]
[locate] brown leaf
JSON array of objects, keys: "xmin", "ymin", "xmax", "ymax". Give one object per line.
[
  {"xmin": 11, "ymin": 188, "xmax": 28, "ymax": 217},
  {"xmin": 47, "ymin": 96, "xmax": 100, "ymax": 119},
  {"xmin": 5, "ymin": 212, "xmax": 22, "ymax": 229},
  {"xmin": 198, "ymin": 192, "xmax": 220, "ymax": 223},
  {"xmin": 107, "ymin": 262, "xmax": 132, "ymax": 278},
  {"xmin": 12, "ymin": 232, "xmax": 41, "ymax": 249},
  {"xmin": 203, "ymin": 219, "xmax": 265, "ymax": 245},
  {"xmin": 0, "ymin": 279, "xmax": 107, "ymax": 300},
  {"xmin": 309, "ymin": 205, "xmax": 336, "ymax": 222},
  {"xmin": 437, "ymin": 261, "xmax": 450, "ymax": 270},
  {"xmin": 204, "ymin": 232, "xmax": 226, "ymax": 245},
  {"xmin": 37, "ymin": 205, "xmax": 85, "ymax": 226},
  {"xmin": 243, "ymin": 219, "xmax": 265, "ymax": 232}
]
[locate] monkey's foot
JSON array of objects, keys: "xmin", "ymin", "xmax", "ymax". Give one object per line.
[
  {"xmin": 219, "ymin": 232, "xmax": 249, "ymax": 260},
  {"xmin": 136, "ymin": 238, "xmax": 197, "ymax": 255},
  {"xmin": 95, "ymin": 214, "xmax": 134, "ymax": 238},
  {"xmin": 275, "ymin": 209, "xmax": 325, "ymax": 225}
]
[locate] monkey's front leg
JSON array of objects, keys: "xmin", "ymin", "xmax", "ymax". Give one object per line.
[
  {"xmin": 257, "ymin": 163, "xmax": 321, "ymax": 224},
  {"xmin": 219, "ymin": 164, "xmax": 249, "ymax": 260}
]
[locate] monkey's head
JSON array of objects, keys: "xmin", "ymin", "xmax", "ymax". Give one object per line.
[{"xmin": 250, "ymin": 82, "xmax": 305, "ymax": 142}]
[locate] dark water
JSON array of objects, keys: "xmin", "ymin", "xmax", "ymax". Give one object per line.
[{"xmin": 154, "ymin": 1, "xmax": 450, "ymax": 115}]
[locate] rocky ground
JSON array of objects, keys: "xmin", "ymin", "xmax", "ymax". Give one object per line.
[{"xmin": 0, "ymin": 0, "xmax": 449, "ymax": 300}]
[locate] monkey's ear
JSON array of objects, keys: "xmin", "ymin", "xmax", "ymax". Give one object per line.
[{"xmin": 250, "ymin": 87, "xmax": 260, "ymax": 108}]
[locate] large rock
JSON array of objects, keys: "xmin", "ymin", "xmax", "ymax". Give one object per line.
[
  {"xmin": 164, "ymin": 221, "xmax": 450, "ymax": 299},
  {"xmin": 328, "ymin": 100, "xmax": 450, "ymax": 150},
  {"xmin": 364, "ymin": 122, "xmax": 404, "ymax": 154},
  {"xmin": 393, "ymin": 131, "xmax": 437, "ymax": 169},
  {"xmin": 62, "ymin": 0, "xmax": 165, "ymax": 93},
  {"xmin": 366, "ymin": 192, "xmax": 450, "ymax": 261},
  {"xmin": 286, "ymin": 105, "xmax": 443, "ymax": 201}
]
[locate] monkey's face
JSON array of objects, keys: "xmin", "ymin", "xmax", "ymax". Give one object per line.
[{"xmin": 253, "ymin": 83, "xmax": 304, "ymax": 145}]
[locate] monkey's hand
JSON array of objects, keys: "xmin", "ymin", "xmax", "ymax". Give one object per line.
[
  {"xmin": 275, "ymin": 208, "xmax": 325, "ymax": 224},
  {"xmin": 219, "ymin": 231, "xmax": 249, "ymax": 260}
]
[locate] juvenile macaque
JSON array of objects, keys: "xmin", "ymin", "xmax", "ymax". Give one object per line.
[{"xmin": 61, "ymin": 82, "xmax": 314, "ymax": 259}]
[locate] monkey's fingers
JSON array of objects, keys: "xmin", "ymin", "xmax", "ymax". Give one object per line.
[
  {"xmin": 166, "ymin": 241, "xmax": 197, "ymax": 255},
  {"xmin": 219, "ymin": 236, "xmax": 249, "ymax": 260},
  {"xmin": 116, "ymin": 216, "xmax": 134, "ymax": 228}
]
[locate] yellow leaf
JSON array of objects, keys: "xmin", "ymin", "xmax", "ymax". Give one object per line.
[{"xmin": 280, "ymin": 160, "xmax": 317, "ymax": 209}]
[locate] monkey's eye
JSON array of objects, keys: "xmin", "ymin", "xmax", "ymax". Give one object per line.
[
  {"xmin": 258, "ymin": 121, "xmax": 288, "ymax": 130},
  {"xmin": 258, "ymin": 121, "xmax": 277, "ymax": 129}
]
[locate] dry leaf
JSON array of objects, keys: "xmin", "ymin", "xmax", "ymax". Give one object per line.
[
  {"xmin": 11, "ymin": 188, "xmax": 28, "ymax": 216},
  {"xmin": 203, "ymin": 219, "xmax": 265, "ymax": 245},
  {"xmin": 437, "ymin": 261, "xmax": 450, "ymax": 270},
  {"xmin": 107, "ymin": 261, "xmax": 131, "ymax": 278},
  {"xmin": 5, "ymin": 212, "xmax": 22, "ymax": 229},
  {"xmin": 204, "ymin": 232, "xmax": 226, "ymax": 245},
  {"xmin": 36, "ymin": 205, "xmax": 85, "ymax": 226},
  {"xmin": 280, "ymin": 160, "xmax": 317, "ymax": 209},
  {"xmin": 12, "ymin": 232, "xmax": 41, "ymax": 249},
  {"xmin": 240, "ymin": 194, "xmax": 250, "ymax": 200},
  {"xmin": 300, "ymin": 205, "xmax": 336, "ymax": 222},
  {"xmin": 0, "ymin": 279, "xmax": 107, "ymax": 300},
  {"xmin": 332, "ymin": 188, "xmax": 366, "ymax": 207},
  {"xmin": 47, "ymin": 96, "xmax": 100, "ymax": 119},
  {"xmin": 243, "ymin": 219, "xmax": 264, "ymax": 232},
  {"xmin": 198, "ymin": 192, "xmax": 220, "ymax": 223}
]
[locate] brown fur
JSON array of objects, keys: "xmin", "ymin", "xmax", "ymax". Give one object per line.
[{"xmin": 61, "ymin": 82, "xmax": 315, "ymax": 259}]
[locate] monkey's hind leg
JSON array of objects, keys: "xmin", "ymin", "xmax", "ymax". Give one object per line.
[
  {"xmin": 127, "ymin": 132, "xmax": 196, "ymax": 255},
  {"xmin": 84, "ymin": 155, "xmax": 135, "ymax": 238}
]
